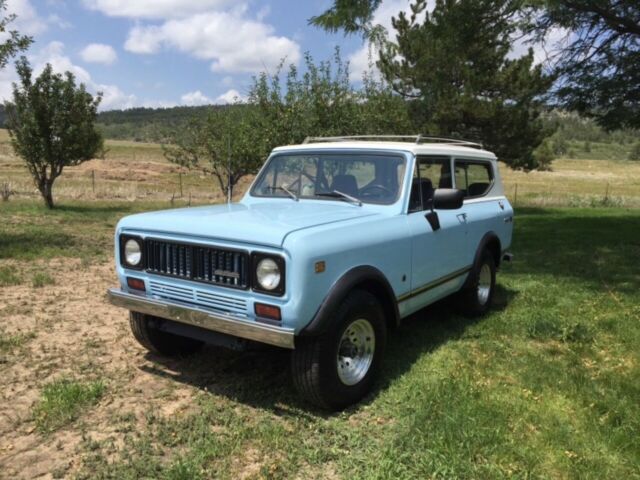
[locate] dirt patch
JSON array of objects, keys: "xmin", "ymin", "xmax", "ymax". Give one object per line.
[{"xmin": 0, "ymin": 258, "xmax": 201, "ymax": 479}]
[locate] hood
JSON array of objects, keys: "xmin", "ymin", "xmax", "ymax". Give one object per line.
[{"xmin": 117, "ymin": 201, "xmax": 378, "ymax": 248}]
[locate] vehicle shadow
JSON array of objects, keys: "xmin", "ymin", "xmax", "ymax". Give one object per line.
[{"xmin": 139, "ymin": 284, "xmax": 519, "ymax": 417}]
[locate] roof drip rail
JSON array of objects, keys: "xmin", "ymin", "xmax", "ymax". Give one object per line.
[{"xmin": 302, "ymin": 135, "xmax": 483, "ymax": 149}]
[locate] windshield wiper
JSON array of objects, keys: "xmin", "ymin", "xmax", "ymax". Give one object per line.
[
  {"xmin": 316, "ymin": 190, "xmax": 362, "ymax": 206},
  {"xmin": 277, "ymin": 186, "xmax": 298, "ymax": 201}
]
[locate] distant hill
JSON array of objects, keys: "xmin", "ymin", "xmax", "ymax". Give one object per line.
[
  {"xmin": 0, "ymin": 104, "xmax": 636, "ymax": 149},
  {"xmin": 96, "ymin": 105, "xmax": 231, "ymax": 142}
]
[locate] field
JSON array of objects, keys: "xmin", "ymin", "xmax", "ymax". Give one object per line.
[{"xmin": 0, "ymin": 134, "xmax": 639, "ymax": 479}]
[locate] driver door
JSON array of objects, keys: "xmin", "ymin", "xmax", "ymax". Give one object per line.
[{"xmin": 404, "ymin": 155, "xmax": 468, "ymax": 314}]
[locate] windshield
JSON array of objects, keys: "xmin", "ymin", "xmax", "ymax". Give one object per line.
[{"xmin": 251, "ymin": 153, "xmax": 407, "ymax": 205}]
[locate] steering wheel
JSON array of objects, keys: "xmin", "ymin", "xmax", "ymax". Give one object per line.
[{"xmin": 360, "ymin": 184, "xmax": 394, "ymax": 198}]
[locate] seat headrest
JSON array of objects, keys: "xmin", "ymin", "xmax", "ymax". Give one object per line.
[{"xmin": 330, "ymin": 174, "xmax": 358, "ymax": 196}]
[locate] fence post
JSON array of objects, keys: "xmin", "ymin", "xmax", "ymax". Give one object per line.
[
  {"xmin": 91, "ymin": 170, "xmax": 95, "ymax": 194},
  {"xmin": 179, "ymin": 173, "xmax": 183, "ymax": 197},
  {"xmin": 604, "ymin": 182, "xmax": 609, "ymax": 202},
  {"xmin": 514, "ymin": 183, "xmax": 518, "ymax": 206}
]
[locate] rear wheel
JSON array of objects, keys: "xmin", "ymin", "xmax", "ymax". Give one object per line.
[
  {"xmin": 457, "ymin": 250, "xmax": 496, "ymax": 317},
  {"xmin": 291, "ymin": 290, "xmax": 386, "ymax": 410},
  {"xmin": 129, "ymin": 311, "xmax": 203, "ymax": 356}
]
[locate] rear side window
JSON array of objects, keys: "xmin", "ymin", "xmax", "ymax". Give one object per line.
[{"xmin": 454, "ymin": 160, "xmax": 493, "ymax": 198}]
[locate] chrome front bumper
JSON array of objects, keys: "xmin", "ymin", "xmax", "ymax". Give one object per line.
[{"xmin": 106, "ymin": 288, "xmax": 295, "ymax": 349}]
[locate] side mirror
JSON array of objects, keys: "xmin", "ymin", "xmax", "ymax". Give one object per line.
[{"xmin": 433, "ymin": 188, "xmax": 464, "ymax": 210}]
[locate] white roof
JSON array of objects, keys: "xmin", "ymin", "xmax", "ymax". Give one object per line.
[{"xmin": 272, "ymin": 141, "xmax": 497, "ymax": 160}]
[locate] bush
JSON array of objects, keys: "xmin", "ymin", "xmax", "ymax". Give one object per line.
[{"xmin": 629, "ymin": 142, "xmax": 640, "ymax": 161}]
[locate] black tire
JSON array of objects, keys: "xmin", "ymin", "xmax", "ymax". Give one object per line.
[
  {"xmin": 129, "ymin": 311, "xmax": 203, "ymax": 356},
  {"xmin": 457, "ymin": 250, "xmax": 496, "ymax": 317},
  {"xmin": 291, "ymin": 290, "xmax": 387, "ymax": 410}
]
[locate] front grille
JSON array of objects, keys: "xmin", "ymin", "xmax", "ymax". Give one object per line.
[
  {"xmin": 144, "ymin": 239, "xmax": 248, "ymax": 289},
  {"xmin": 148, "ymin": 280, "xmax": 248, "ymax": 315}
]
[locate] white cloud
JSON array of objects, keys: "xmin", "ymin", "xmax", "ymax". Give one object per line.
[
  {"xmin": 0, "ymin": 41, "xmax": 136, "ymax": 110},
  {"xmin": 214, "ymin": 88, "xmax": 245, "ymax": 104},
  {"xmin": 6, "ymin": 0, "xmax": 47, "ymax": 35},
  {"xmin": 47, "ymin": 13, "xmax": 72, "ymax": 29},
  {"xmin": 82, "ymin": 0, "xmax": 234, "ymax": 20},
  {"xmin": 80, "ymin": 43, "xmax": 118, "ymax": 65},
  {"xmin": 124, "ymin": 10, "xmax": 301, "ymax": 73},
  {"xmin": 181, "ymin": 90, "xmax": 211, "ymax": 106}
]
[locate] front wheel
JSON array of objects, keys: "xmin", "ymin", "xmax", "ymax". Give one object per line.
[
  {"xmin": 457, "ymin": 250, "xmax": 496, "ymax": 317},
  {"xmin": 291, "ymin": 290, "xmax": 386, "ymax": 410},
  {"xmin": 129, "ymin": 312, "xmax": 203, "ymax": 356}
]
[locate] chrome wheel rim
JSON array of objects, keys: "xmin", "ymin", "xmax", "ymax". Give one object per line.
[
  {"xmin": 337, "ymin": 318, "xmax": 375, "ymax": 386},
  {"xmin": 477, "ymin": 263, "xmax": 492, "ymax": 305}
]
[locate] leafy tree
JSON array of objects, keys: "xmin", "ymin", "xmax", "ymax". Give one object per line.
[
  {"xmin": 248, "ymin": 49, "xmax": 412, "ymax": 147},
  {"xmin": 164, "ymin": 106, "xmax": 270, "ymax": 199},
  {"xmin": 5, "ymin": 59, "xmax": 104, "ymax": 208},
  {"xmin": 312, "ymin": 0, "xmax": 554, "ymax": 170},
  {"xmin": 527, "ymin": 0, "xmax": 640, "ymax": 130},
  {"xmin": 165, "ymin": 49, "xmax": 413, "ymax": 199},
  {"xmin": 0, "ymin": 0, "xmax": 32, "ymax": 68}
]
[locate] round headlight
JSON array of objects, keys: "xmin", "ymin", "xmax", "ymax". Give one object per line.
[
  {"xmin": 256, "ymin": 258, "xmax": 281, "ymax": 290},
  {"xmin": 124, "ymin": 239, "xmax": 142, "ymax": 266}
]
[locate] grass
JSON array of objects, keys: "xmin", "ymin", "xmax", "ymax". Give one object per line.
[
  {"xmin": 69, "ymin": 206, "xmax": 639, "ymax": 479},
  {"xmin": 0, "ymin": 265, "xmax": 21, "ymax": 286},
  {"xmin": 31, "ymin": 271, "xmax": 56, "ymax": 288},
  {"xmin": 32, "ymin": 378, "xmax": 106, "ymax": 433},
  {"xmin": 0, "ymin": 329, "xmax": 35, "ymax": 353},
  {"xmin": 0, "ymin": 200, "xmax": 193, "ymax": 261}
]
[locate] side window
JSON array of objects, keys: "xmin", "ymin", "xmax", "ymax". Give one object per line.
[
  {"xmin": 454, "ymin": 160, "xmax": 493, "ymax": 198},
  {"xmin": 409, "ymin": 156, "xmax": 452, "ymax": 212}
]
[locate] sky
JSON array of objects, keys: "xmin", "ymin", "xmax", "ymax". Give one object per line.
[
  {"xmin": 0, "ymin": 0, "xmax": 396, "ymax": 110},
  {"xmin": 0, "ymin": 0, "xmax": 557, "ymax": 111}
]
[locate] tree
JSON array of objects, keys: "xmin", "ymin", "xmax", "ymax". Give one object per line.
[
  {"xmin": 312, "ymin": 0, "xmax": 554, "ymax": 170},
  {"xmin": 166, "ymin": 50, "xmax": 413, "ymax": 198},
  {"xmin": 527, "ymin": 0, "xmax": 640, "ymax": 131},
  {"xmin": 0, "ymin": 0, "xmax": 32, "ymax": 68},
  {"xmin": 5, "ymin": 59, "xmax": 104, "ymax": 208},
  {"xmin": 164, "ymin": 106, "xmax": 270, "ymax": 200},
  {"xmin": 248, "ymin": 49, "xmax": 412, "ymax": 146}
]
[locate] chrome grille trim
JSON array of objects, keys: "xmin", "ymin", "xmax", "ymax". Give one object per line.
[{"xmin": 144, "ymin": 238, "xmax": 249, "ymax": 290}]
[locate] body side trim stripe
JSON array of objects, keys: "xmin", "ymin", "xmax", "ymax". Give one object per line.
[{"xmin": 397, "ymin": 265, "xmax": 472, "ymax": 303}]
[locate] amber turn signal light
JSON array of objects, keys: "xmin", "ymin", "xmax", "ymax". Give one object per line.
[
  {"xmin": 126, "ymin": 277, "xmax": 146, "ymax": 291},
  {"xmin": 254, "ymin": 303, "xmax": 281, "ymax": 321}
]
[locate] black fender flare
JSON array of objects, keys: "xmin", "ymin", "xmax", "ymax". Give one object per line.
[
  {"xmin": 463, "ymin": 231, "xmax": 501, "ymax": 288},
  {"xmin": 299, "ymin": 265, "xmax": 400, "ymax": 337}
]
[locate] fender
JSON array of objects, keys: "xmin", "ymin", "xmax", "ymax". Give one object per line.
[
  {"xmin": 299, "ymin": 265, "xmax": 400, "ymax": 337},
  {"xmin": 462, "ymin": 231, "xmax": 501, "ymax": 288}
]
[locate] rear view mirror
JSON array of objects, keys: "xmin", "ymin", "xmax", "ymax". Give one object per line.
[{"xmin": 433, "ymin": 188, "xmax": 464, "ymax": 210}]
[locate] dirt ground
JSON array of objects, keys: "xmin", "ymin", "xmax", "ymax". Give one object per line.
[{"xmin": 0, "ymin": 258, "xmax": 203, "ymax": 479}]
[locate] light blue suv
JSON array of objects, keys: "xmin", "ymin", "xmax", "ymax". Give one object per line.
[{"xmin": 108, "ymin": 136, "xmax": 513, "ymax": 409}]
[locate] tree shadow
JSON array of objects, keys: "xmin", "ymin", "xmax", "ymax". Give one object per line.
[
  {"xmin": 0, "ymin": 231, "xmax": 76, "ymax": 259},
  {"xmin": 511, "ymin": 207, "xmax": 640, "ymax": 295},
  {"xmin": 138, "ymin": 285, "xmax": 519, "ymax": 417}
]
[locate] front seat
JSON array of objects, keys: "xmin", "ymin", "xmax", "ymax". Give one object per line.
[{"xmin": 330, "ymin": 174, "xmax": 358, "ymax": 197}]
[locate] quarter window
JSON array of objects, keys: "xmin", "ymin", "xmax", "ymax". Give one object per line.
[{"xmin": 454, "ymin": 161, "xmax": 493, "ymax": 198}]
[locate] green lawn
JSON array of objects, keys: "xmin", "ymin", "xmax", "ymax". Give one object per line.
[{"xmin": 1, "ymin": 202, "xmax": 638, "ymax": 478}]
